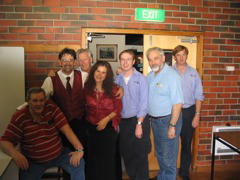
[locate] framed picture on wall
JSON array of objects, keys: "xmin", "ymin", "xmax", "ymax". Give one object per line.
[{"xmin": 96, "ymin": 44, "xmax": 118, "ymax": 62}]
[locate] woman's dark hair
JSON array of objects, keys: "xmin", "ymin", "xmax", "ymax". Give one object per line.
[
  {"xmin": 85, "ymin": 61, "xmax": 114, "ymax": 96},
  {"xmin": 58, "ymin": 48, "xmax": 76, "ymax": 60}
]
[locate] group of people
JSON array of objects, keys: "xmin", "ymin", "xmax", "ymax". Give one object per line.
[
  {"xmin": 146, "ymin": 46, "xmax": 204, "ymax": 180},
  {"xmin": 0, "ymin": 44, "xmax": 203, "ymax": 180}
]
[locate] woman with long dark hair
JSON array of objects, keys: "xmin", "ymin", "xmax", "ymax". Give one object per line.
[{"xmin": 84, "ymin": 61, "xmax": 122, "ymax": 180}]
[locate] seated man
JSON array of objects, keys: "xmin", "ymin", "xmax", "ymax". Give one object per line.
[{"xmin": 0, "ymin": 87, "xmax": 85, "ymax": 180}]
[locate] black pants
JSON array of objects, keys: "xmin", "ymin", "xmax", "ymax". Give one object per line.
[
  {"xmin": 61, "ymin": 117, "xmax": 87, "ymax": 150},
  {"xmin": 119, "ymin": 116, "xmax": 151, "ymax": 180},
  {"xmin": 179, "ymin": 105, "xmax": 196, "ymax": 177},
  {"xmin": 86, "ymin": 122, "xmax": 121, "ymax": 180},
  {"xmin": 61, "ymin": 117, "xmax": 87, "ymax": 180}
]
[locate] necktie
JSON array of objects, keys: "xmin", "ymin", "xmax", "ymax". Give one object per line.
[{"xmin": 66, "ymin": 77, "xmax": 71, "ymax": 95}]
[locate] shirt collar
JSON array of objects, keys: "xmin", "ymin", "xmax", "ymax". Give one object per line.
[
  {"xmin": 59, "ymin": 70, "xmax": 74, "ymax": 79},
  {"xmin": 24, "ymin": 101, "xmax": 49, "ymax": 123},
  {"xmin": 173, "ymin": 63, "xmax": 189, "ymax": 73},
  {"xmin": 120, "ymin": 67, "xmax": 138, "ymax": 78}
]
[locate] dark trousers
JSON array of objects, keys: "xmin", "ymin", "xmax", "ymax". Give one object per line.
[
  {"xmin": 119, "ymin": 116, "xmax": 151, "ymax": 180},
  {"xmin": 61, "ymin": 117, "xmax": 87, "ymax": 150},
  {"xmin": 179, "ymin": 105, "xmax": 196, "ymax": 177},
  {"xmin": 86, "ymin": 122, "xmax": 121, "ymax": 180},
  {"xmin": 61, "ymin": 117, "xmax": 87, "ymax": 180}
]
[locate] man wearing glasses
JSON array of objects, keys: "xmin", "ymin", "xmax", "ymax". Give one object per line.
[{"xmin": 38, "ymin": 48, "xmax": 88, "ymax": 180}]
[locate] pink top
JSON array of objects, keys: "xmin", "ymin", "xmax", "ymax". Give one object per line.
[{"xmin": 85, "ymin": 85, "xmax": 122, "ymax": 131}]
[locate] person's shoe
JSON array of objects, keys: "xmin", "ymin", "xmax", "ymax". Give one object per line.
[{"xmin": 178, "ymin": 172, "xmax": 190, "ymax": 180}]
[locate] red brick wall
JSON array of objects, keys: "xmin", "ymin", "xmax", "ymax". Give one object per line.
[{"xmin": 0, "ymin": 0, "xmax": 239, "ymax": 168}]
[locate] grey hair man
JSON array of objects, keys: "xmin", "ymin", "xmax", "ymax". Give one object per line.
[
  {"xmin": 76, "ymin": 48, "xmax": 93, "ymax": 74},
  {"xmin": 146, "ymin": 47, "xmax": 184, "ymax": 180}
]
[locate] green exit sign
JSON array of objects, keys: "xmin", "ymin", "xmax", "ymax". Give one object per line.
[{"xmin": 135, "ymin": 8, "xmax": 165, "ymax": 22}]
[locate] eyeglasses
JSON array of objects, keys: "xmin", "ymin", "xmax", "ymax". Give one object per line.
[{"xmin": 61, "ymin": 59, "xmax": 74, "ymax": 62}]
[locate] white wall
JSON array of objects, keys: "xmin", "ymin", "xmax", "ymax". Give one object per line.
[
  {"xmin": 0, "ymin": 47, "xmax": 25, "ymax": 135},
  {"xmin": 0, "ymin": 160, "xmax": 18, "ymax": 180},
  {"xmin": 0, "ymin": 47, "xmax": 25, "ymax": 179}
]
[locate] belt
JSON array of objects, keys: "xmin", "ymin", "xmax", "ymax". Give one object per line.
[
  {"xmin": 182, "ymin": 104, "xmax": 195, "ymax": 109},
  {"xmin": 149, "ymin": 114, "xmax": 170, "ymax": 119},
  {"xmin": 121, "ymin": 116, "xmax": 136, "ymax": 121}
]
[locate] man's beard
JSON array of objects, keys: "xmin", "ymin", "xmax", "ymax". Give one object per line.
[
  {"xmin": 151, "ymin": 66, "xmax": 160, "ymax": 72},
  {"xmin": 151, "ymin": 63, "xmax": 164, "ymax": 72}
]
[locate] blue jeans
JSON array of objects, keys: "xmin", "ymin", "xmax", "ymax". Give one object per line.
[
  {"xmin": 19, "ymin": 148, "xmax": 85, "ymax": 180},
  {"xmin": 151, "ymin": 114, "xmax": 182, "ymax": 180}
]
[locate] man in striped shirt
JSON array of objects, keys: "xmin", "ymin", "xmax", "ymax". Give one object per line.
[{"xmin": 0, "ymin": 87, "xmax": 85, "ymax": 180}]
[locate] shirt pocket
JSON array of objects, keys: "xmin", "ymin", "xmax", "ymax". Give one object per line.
[
  {"xmin": 155, "ymin": 82, "xmax": 168, "ymax": 96},
  {"xmin": 189, "ymin": 74, "xmax": 197, "ymax": 89}
]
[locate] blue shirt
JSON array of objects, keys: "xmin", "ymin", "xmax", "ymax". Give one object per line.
[
  {"xmin": 147, "ymin": 64, "xmax": 184, "ymax": 116},
  {"xmin": 172, "ymin": 64, "xmax": 204, "ymax": 108},
  {"xmin": 115, "ymin": 68, "xmax": 148, "ymax": 118}
]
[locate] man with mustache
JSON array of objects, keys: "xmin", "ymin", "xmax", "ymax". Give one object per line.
[
  {"xmin": 146, "ymin": 47, "xmax": 184, "ymax": 180},
  {"xmin": 41, "ymin": 48, "xmax": 88, "ymax": 150},
  {"xmin": 42, "ymin": 48, "xmax": 88, "ymax": 179}
]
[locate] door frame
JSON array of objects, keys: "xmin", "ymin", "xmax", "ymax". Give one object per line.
[{"xmin": 82, "ymin": 27, "xmax": 203, "ymax": 170}]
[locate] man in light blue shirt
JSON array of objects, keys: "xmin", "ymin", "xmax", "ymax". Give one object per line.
[
  {"xmin": 172, "ymin": 45, "xmax": 204, "ymax": 180},
  {"xmin": 146, "ymin": 47, "xmax": 184, "ymax": 180},
  {"xmin": 115, "ymin": 50, "xmax": 151, "ymax": 180}
]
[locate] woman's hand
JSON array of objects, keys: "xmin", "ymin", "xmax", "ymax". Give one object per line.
[{"xmin": 97, "ymin": 116, "xmax": 110, "ymax": 131}]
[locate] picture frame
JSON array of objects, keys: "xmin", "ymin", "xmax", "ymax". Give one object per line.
[{"xmin": 96, "ymin": 44, "xmax": 118, "ymax": 62}]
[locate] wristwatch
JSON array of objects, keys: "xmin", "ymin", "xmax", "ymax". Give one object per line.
[
  {"xmin": 75, "ymin": 148, "xmax": 84, "ymax": 152},
  {"xmin": 169, "ymin": 123, "xmax": 176, "ymax": 127}
]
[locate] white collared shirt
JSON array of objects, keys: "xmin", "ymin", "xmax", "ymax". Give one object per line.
[{"xmin": 42, "ymin": 70, "xmax": 88, "ymax": 99}]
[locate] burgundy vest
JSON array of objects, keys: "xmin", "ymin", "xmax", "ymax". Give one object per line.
[{"xmin": 51, "ymin": 70, "xmax": 85, "ymax": 122}]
